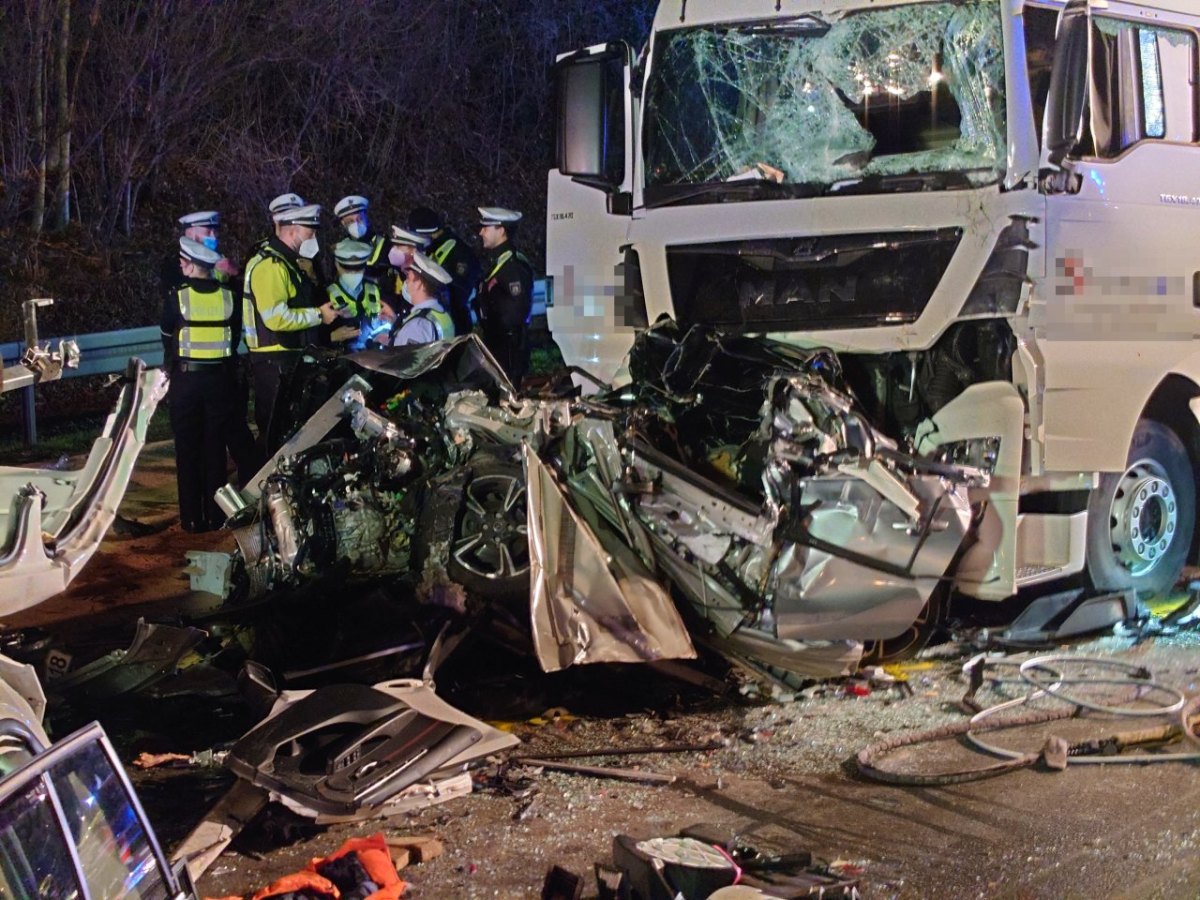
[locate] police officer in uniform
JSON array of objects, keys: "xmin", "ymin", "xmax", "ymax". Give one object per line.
[
  {"xmin": 409, "ymin": 205, "xmax": 480, "ymax": 338},
  {"xmin": 327, "ymin": 239, "xmax": 381, "ymax": 352},
  {"xmin": 161, "ymin": 237, "xmax": 240, "ymax": 532},
  {"xmin": 476, "ymin": 207, "xmax": 534, "ymax": 383},
  {"xmin": 334, "ymin": 195, "xmax": 389, "ymax": 282},
  {"xmin": 162, "ymin": 210, "xmax": 258, "ymax": 485},
  {"xmin": 390, "ymin": 251, "xmax": 455, "ymax": 347},
  {"xmin": 243, "ymin": 203, "xmax": 337, "ymax": 451}
]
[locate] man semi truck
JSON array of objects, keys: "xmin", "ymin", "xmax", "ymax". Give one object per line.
[{"xmin": 545, "ymin": 0, "xmax": 1200, "ymax": 616}]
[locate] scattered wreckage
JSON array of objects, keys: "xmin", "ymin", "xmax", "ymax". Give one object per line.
[{"xmin": 200, "ymin": 322, "xmax": 996, "ymax": 684}]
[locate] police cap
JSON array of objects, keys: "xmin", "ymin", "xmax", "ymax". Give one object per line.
[
  {"xmin": 390, "ymin": 225, "xmax": 431, "ymax": 249},
  {"xmin": 333, "ymin": 239, "xmax": 372, "ymax": 268},
  {"xmin": 478, "ymin": 206, "xmax": 522, "ymax": 227},
  {"xmin": 334, "ymin": 195, "xmax": 369, "ymax": 219},
  {"xmin": 274, "ymin": 203, "xmax": 322, "ymax": 226},
  {"xmin": 179, "ymin": 236, "xmax": 222, "ymax": 268},
  {"xmin": 408, "ymin": 206, "xmax": 442, "ymax": 234},
  {"xmin": 178, "ymin": 210, "xmax": 219, "ymax": 229},
  {"xmin": 269, "ymin": 193, "xmax": 305, "ymax": 216},
  {"xmin": 409, "ymin": 250, "xmax": 452, "ymax": 286}
]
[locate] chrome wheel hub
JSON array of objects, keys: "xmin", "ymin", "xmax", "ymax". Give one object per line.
[
  {"xmin": 1109, "ymin": 461, "xmax": 1178, "ymax": 577},
  {"xmin": 452, "ymin": 473, "xmax": 529, "ymax": 580}
]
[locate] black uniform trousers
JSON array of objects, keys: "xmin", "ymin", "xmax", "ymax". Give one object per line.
[
  {"xmin": 169, "ymin": 361, "xmax": 236, "ymax": 531},
  {"xmin": 482, "ymin": 325, "xmax": 529, "ymax": 385},
  {"xmin": 250, "ymin": 351, "xmax": 300, "ymax": 457}
]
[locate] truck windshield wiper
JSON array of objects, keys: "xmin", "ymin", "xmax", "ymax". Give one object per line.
[{"xmin": 645, "ymin": 180, "xmax": 822, "ymax": 209}]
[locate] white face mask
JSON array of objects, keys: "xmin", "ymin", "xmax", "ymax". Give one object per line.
[
  {"xmin": 401, "ymin": 282, "xmax": 412, "ymax": 303},
  {"xmin": 338, "ymin": 271, "xmax": 364, "ymax": 294},
  {"xmin": 299, "ymin": 236, "xmax": 319, "ymax": 259},
  {"xmin": 346, "ymin": 220, "xmax": 367, "ymax": 240},
  {"xmin": 388, "ymin": 246, "xmax": 411, "ymax": 269}
]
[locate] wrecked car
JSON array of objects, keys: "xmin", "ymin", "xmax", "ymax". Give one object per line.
[
  {"xmin": 0, "ymin": 651, "xmax": 196, "ymax": 899},
  {"xmin": 0, "ymin": 359, "xmax": 166, "ymax": 616},
  {"xmin": 209, "ymin": 324, "xmax": 988, "ymax": 683}
]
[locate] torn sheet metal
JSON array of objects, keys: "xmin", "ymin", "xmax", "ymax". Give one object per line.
[
  {"xmin": 227, "ymin": 679, "xmax": 517, "ymax": 821},
  {"xmin": 50, "ymin": 618, "xmax": 207, "ymax": 703},
  {"xmin": 0, "ymin": 359, "xmax": 166, "ymax": 616},
  {"xmin": 526, "ymin": 444, "xmax": 696, "ymax": 671}
]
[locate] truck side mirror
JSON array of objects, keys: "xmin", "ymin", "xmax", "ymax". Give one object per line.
[
  {"xmin": 555, "ymin": 43, "xmax": 630, "ymax": 190},
  {"xmin": 1041, "ymin": 0, "xmax": 1089, "ymax": 171}
]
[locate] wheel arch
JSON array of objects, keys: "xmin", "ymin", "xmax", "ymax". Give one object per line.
[{"xmin": 1140, "ymin": 373, "xmax": 1200, "ymax": 566}]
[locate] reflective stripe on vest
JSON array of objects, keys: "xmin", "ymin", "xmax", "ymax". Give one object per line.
[
  {"xmin": 327, "ymin": 281, "xmax": 382, "ymax": 317},
  {"xmin": 485, "ymin": 249, "xmax": 512, "ymax": 281},
  {"xmin": 177, "ymin": 284, "xmax": 235, "ymax": 360},
  {"xmin": 432, "ymin": 237, "xmax": 456, "ymax": 267},
  {"xmin": 368, "ymin": 234, "xmax": 387, "ymax": 267}
]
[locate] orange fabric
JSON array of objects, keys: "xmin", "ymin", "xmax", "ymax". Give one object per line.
[
  {"xmin": 306, "ymin": 832, "xmax": 407, "ymax": 900},
  {"xmin": 248, "ymin": 870, "xmax": 340, "ymax": 899}
]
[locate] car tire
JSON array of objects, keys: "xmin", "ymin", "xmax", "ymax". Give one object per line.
[
  {"xmin": 1085, "ymin": 418, "xmax": 1195, "ymax": 599},
  {"xmin": 440, "ymin": 457, "xmax": 530, "ymax": 599}
]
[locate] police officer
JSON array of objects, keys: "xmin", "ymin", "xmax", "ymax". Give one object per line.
[
  {"xmin": 327, "ymin": 239, "xmax": 381, "ymax": 352},
  {"xmin": 243, "ymin": 203, "xmax": 338, "ymax": 451},
  {"xmin": 161, "ymin": 237, "xmax": 240, "ymax": 532},
  {"xmin": 409, "ymin": 205, "xmax": 480, "ymax": 337},
  {"xmin": 390, "ymin": 251, "xmax": 455, "ymax": 347},
  {"xmin": 476, "ymin": 207, "xmax": 534, "ymax": 383},
  {"xmin": 334, "ymin": 195, "xmax": 388, "ymax": 281}
]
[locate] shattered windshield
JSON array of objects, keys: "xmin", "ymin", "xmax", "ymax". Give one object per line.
[{"xmin": 643, "ymin": 1, "xmax": 1006, "ymax": 204}]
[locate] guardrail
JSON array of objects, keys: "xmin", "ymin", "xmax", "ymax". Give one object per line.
[{"xmin": 2, "ymin": 279, "xmax": 550, "ymax": 446}]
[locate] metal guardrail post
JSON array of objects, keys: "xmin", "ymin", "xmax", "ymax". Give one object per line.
[{"xmin": 21, "ymin": 299, "xmax": 54, "ymax": 448}]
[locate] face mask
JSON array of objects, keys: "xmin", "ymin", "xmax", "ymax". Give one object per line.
[
  {"xmin": 388, "ymin": 246, "xmax": 411, "ymax": 269},
  {"xmin": 347, "ymin": 220, "xmax": 367, "ymax": 240},
  {"xmin": 401, "ymin": 282, "xmax": 412, "ymax": 303},
  {"xmin": 298, "ymin": 236, "xmax": 319, "ymax": 259},
  {"xmin": 201, "ymin": 235, "xmax": 219, "ymax": 251},
  {"xmin": 338, "ymin": 271, "xmax": 364, "ymax": 294}
]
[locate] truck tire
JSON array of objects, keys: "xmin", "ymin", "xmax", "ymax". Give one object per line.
[
  {"xmin": 442, "ymin": 457, "xmax": 531, "ymax": 599},
  {"xmin": 1085, "ymin": 418, "xmax": 1194, "ymax": 598}
]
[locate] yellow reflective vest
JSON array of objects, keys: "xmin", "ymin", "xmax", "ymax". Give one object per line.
[{"xmin": 176, "ymin": 282, "xmax": 236, "ymax": 360}]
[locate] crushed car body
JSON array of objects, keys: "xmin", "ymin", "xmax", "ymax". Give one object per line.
[
  {"xmin": 212, "ymin": 325, "xmax": 990, "ymax": 681},
  {"xmin": 0, "ymin": 359, "xmax": 167, "ymax": 617}
]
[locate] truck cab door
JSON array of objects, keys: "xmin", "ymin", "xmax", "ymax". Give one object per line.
[
  {"xmin": 1035, "ymin": 0, "xmax": 1200, "ymax": 474},
  {"xmin": 546, "ymin": 42, "xmax": 643, "ymax": 386}
]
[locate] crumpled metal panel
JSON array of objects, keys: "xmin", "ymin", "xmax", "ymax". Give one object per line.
[
  {"xmin": 525, "ymin": 444, "xmax": 695, "ymax": 672},
  {"xmin": 0, "ymin": 360, "xmax": 166, "ymax": 616},
  {"xmin": 770, "ymin": 473, "xmax": 971, "ymax": 641}
]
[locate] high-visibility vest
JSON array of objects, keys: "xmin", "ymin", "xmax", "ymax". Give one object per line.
[
  {"xmin": 327, "ymin": 281, "xmax": 382, "ymax": 318},
  {"xmin": 242, "ymin": 244, "xmax": 312, "ymax": 352},
  {"xmin": 176, "ymin": 283, "xmax": 236, "ymax": 360},
  {"xmin": 400, "ymin": 305, "xmax": 455, "ymax": 342}
]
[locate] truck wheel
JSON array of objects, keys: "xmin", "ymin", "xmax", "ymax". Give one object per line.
[
  {"xmin": 860, "ymin": 585, "xmax": 947, "ymax": 665},
  {"xmin": 1085, "ymin": 419, "xmax": 1194, "ymax": 598},
  {"xmin": 447, "ymin": 458, "xmax": 530, "ymax": 598}
]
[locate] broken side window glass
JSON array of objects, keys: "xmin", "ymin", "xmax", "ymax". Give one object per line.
[
  {"xmin": 643, "ymin": 1, "xmax": 1006, "ymax": 205},
  {"xmin": 1090, "ymin": 18, "xmax": 1191, "ymax": 157}
]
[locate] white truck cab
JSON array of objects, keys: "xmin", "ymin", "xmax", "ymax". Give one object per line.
[{"xmin": 546, "ymin": 0, "xmax": 1200, "ymax": 603}]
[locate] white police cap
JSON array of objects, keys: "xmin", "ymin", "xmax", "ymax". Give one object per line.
[
  {"xmin": 274, "ymin": 203, "xmax": 322, "ymax": 226},
  {"xmin": 333, "ymin": 238, "xmax": 372, "ymax": 267},
  {"xmin": 334, "ymin": 195, "xmax": 369, "ymax": 219},
  {"xmin": 389, "ymin": 225, "xmax": 430, "ymax": 248},
  {"xmin": 478, "ymin": 206, "xmax": 522, "ymax": 227},
  {"xmin": 178, "ymin": 210, "xmax": 219, "ymax": 229},
  {"xmin": 409, "ymin": 250, "xmax": 452, "ymax": 285},
  {"xmin": 269, "ymin": 193, "xmax": 305, "ymax": 215},
  {"xmin": 179, "ymin": 236, "xmax": 222, "ymax": 267}
]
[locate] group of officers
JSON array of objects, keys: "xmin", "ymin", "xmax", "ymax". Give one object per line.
[{"xmin": 160, "ymin": 193, "xmax": 535, "ymax": 532}]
